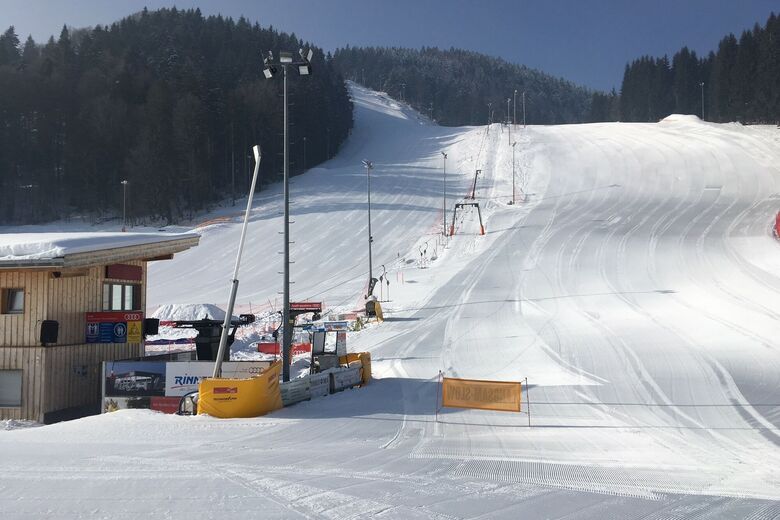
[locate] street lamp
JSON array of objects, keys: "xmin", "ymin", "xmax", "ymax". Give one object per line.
[
  {"xmin": 700, "ymin": 82, "xmax": 705, "ymax": 120},
  {"xmin": 262, "ymin": 47, "xmax": 314, "ymax": 382},
  {"xmin": 522, "ymin": 91, "xmax": 526, "ymax": 128},
  {"xmin": 511, "ymin": 142, "xmax": 517, "ymax": 205},
  {"xmin": 120, "ymin": 180, "xmax": 128, "ymax": 231},
  {"xmin": 506, "ymin": 97, "xmax": 512, "ymax": 145},
  {"xmin": 441, "ymin": 152, "xmax": 447, "ymax": 236},
  {"xmin": 302, "ymin": 136, "xmax": 307, "ymax": 173},
  {"xmin": 363, "ymin": 160, "xmax": 375, "ymax": 296}
]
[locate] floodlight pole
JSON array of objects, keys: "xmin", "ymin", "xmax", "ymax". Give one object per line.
[
  {"xmin": 441, "ymin": 152, "xmax": 447, "ymax": 236},
  {"xmin": 507, "ymin": 98, "xmax": 511, "ymax": 145},
  {"xmin": 121, "ymin": 180, "xmax": 128, "ymax": 232},
  {"xmin": 522, "ymin": 91, "xmax": 526, "ymax": 128},
  {"xmin": 512, "ymin": 142, "xmax": 517, "ymax": 204},
  {"xmin": 700, "ymin": 82, "xmax": 705, "ymax": 120},
  {"xmin": 513, "ymin": 89, "xmax": 517, "ymax": 126},
  {"xmin": 213, "ymin": 145, "xmax": 261, "ymax": 378},
  {"xmin": 364, "ymin": 160, "xmax": 374, "ymax": 286},
  {"xmin": 263, "ymin": 48, "xmax": 313, "ymax": 382},
  {"xmin": 282, "ymin": 63, "xmax": 293, "ymax": 382}
]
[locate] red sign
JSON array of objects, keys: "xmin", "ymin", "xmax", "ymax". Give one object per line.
[
  {"xmin": 106, "ymin": 264, "xmax": 143, "ymax": 281},
  {"xmin": 257, "ymin": 342, "xmax": 311, "ymax": 355},
  {"xmin": 289, "ymin": 301, "xmax": 322, "ymax": 312},
  {"xmin": 150, "ymin": 396, "xmax": 181, "ymax": 414},
  {"xmin": 86, "ymin": 311, "xmax": 144, "ymax": 323}
]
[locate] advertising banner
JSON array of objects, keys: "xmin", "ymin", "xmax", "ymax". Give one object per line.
[
  {"xmin": 324, "ymin": 321, "xmax": 349, "ymax": 331},
  {"xmin": 164, "ymin": 361, "xmax": 272, "ymax": 397},
  {"xmin": 331, "ymin": 366, "xmax": 362, "ymax": 392},
  {"xmin": 103, "ymin": 360, "xmax": 274, "ymax": 415},
  {"xmin": 104, "ymin": 360, "xmax": 166, "ymax": 397},
  {"xmin": 441, "ymin": 377, "xmax": 522, "ymax": 413}
]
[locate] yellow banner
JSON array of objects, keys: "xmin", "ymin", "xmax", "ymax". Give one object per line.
[
  {"xmin": 442, "ymin": 377, "xmax": 522, "ymax": 412},
  {"xmin": 198, "ymin": 360, "xmax": 283, "ymax": 418}
]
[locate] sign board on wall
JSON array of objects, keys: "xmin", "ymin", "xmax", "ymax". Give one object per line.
[{"xmin": 86, "ymin": 312, "xmax": 143, "ymax": 344}]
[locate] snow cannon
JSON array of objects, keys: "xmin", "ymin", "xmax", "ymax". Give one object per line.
[{"xmin": 169, "ymin": 314, "xmax": 255, "ymax": 361}]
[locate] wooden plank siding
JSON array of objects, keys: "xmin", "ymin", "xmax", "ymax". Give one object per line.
[
  {"xmin": 0, "ymin": 346, "xmax": 45, "ymax": 421},
  {"xmin": 0, "ymin": 270, "xmax": 48, "ymax": 347},
  {"xmin": 43, "ymin": 343, "xmax": 142, "ymax": 419},
  {"xmin": 1, "ymin": 261, "xmax": 147, "ymax": 422}
]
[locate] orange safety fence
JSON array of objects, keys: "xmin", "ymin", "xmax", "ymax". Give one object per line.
[{"xmin": 441, "ymin": 376, "xmax": 522, "ymax": 413}]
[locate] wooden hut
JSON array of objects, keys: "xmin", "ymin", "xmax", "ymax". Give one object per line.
[{"xmin": 0, "ymin": 232, "xmax": 199, "ymax": 423}]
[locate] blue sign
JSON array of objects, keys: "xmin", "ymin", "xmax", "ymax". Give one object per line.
[
  {"xmin": 86, "ymin": 322, "xmax": 99, "ymax": 343},
  {"xmin": 112, "ymin": 322, "xmax": 127, "ymax": 343},
  {"xmin": 99, "ymin": 323, "xmax": 114, "ymax": 343}
]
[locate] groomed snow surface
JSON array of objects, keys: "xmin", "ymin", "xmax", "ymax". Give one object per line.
[{"xmin": 2, "ymin": 84, "xmax": 780, "ymax": 518}]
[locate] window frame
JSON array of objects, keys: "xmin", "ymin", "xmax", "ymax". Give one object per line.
[
  {"xmin": 102, "ymin": 283, "xmax": 141, "ymax": 311},
  {"xmin": 0, "ymin": 370, "xmax": 23, "ymax": 408},
  {"xmin": 1, "ymin": 288, "xmax": 24, "ymax": 315}
]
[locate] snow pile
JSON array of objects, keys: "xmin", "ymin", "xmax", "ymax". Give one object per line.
[
  {"xmin": 150, "ymin": 303, "xmax": 234, "ymax": 322},
  {"xmin": 0, "ymin": 232, "xmax": 198, "ymax": 260},
  {"xmin": 659, "ymin": 113, "xmax": 702, "ymax": 123},
  {"xmin": 2, "ymin": 419, "xmax": 41, "ymax": 431}
]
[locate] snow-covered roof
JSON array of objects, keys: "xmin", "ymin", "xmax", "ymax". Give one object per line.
[{"xmin": 0, "ymin": 232, "xmax": 200, "ymax": 268}]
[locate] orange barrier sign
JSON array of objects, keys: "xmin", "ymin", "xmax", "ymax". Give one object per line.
[{"xmin": 441, "ymin": 377, "xmax": 522, "ymax": 412}]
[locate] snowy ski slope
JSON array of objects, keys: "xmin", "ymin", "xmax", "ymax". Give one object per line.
[{"xmin": 2, "ymin": 85, "xmax": 780, "ymax": 518}]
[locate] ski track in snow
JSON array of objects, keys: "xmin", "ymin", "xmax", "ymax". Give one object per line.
[{"xmin": 1, "ymin": 85, "xmax": 780, "ymax": 518}]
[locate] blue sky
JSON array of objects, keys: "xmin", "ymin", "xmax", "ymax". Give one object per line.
[{"xmin": 1, "ymin": 1, "xmax": 776, "ymax": 91}]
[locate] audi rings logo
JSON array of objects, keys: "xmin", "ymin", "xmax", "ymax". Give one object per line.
[{"xmin": 123, "ymin": 313, "xmax": 142, "ymax": 321}]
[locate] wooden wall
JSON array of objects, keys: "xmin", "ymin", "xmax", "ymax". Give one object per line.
[
  {"xmin": 0, "ymin": 346, "xmax": 44, "ymax": 421},
  {"xmin": 0, "ymin": 271, "xmax": 48, "ymax": 347},
  {"xmin": 1, "ymin": 260, "xmax": 148, "ymax": 422},
  {"xmin": 46, "ymin": 260, "xmax": 147, "ymax": 345},
  {"xmin": 43, "ymin": 342, "xmax": 143, "ymax": 418}
]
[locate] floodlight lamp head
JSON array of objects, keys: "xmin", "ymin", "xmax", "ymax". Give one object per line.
[
  {"xmin": 298, "ymin": 64, "xmax": 311, "ymax": 76},
  {"xmin": 441, "ymin": 152, "xmax": 447, "ymax": 158},
  {"xmin": 362, "ymin": 159, "xmax": 372, "ymax": 169},
  {"xmin": 279, "ymin": 51, "xmax": 293, "ymax": 63},
  {"xmin": 267, "ymin": 50, "xmax": 273, "ymax": 61},
  {"xmin": 252, "ymin": 145, "xmax": 261, "ymax": 162},
  {"xmin": 305, "ymin": 48, "xmax": 314, "ymax": 62},
  {"xmin": 263, "ymin": 67, "xmax": 275, "ymax": 79}
]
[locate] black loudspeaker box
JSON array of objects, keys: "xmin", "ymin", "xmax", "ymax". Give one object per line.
[{"xmin": 40, "ymin": 320, "xmax": 59, "ymax": 344}]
